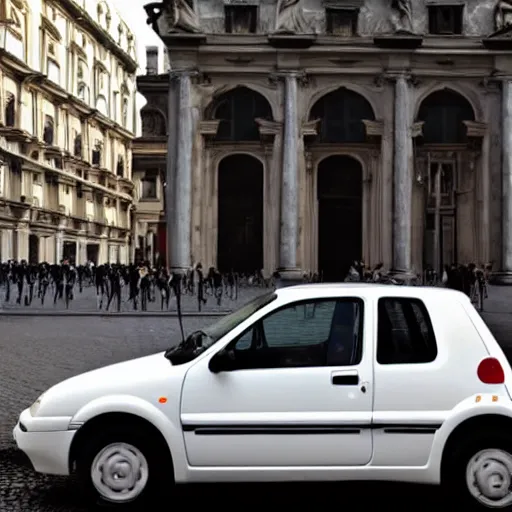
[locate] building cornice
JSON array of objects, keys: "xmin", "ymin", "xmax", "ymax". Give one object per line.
[
  {"xmin": 49, "ymin": 0, "xmax": 138, "ymax": 74},
  {"xmin": 0, "ymin": 146, "xmax": 133, "ymax": 202},
  {"xmin": 0, "ymin": 49, "xmax": 136, "ymax": 140}
]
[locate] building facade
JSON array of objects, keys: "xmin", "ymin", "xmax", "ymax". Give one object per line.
[
  {"xmin": 132, "ymin": 47, "xmax": 168, "ymax": 266},
  {"xmin": 148, "ymin": 0, "xmax": 512, "ymax": 282},
  {"xmin": 0, "ymin": 0, "xmax": 137, "ymax": 265}
]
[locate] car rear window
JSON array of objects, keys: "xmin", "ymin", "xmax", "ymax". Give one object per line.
[{"xmin": 377, "ymin": 297, "xmax": 438, "ymax": 365}]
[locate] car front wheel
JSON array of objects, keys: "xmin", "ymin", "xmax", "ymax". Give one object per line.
[{"xmin": 77, "ymin": 426, "xmax": 168, "ymax": 506}]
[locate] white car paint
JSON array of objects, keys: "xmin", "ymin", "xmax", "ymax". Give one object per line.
[{"xmin": 12, "ymin": 284, "xmax": 512, "ymax": 504}]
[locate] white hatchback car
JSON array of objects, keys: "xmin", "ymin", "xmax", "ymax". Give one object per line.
[{"xmin": 13, "ymin": 284, "xmax": 512, "ymax": 509}]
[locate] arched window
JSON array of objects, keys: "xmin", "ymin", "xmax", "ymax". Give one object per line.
[
  {"xmin": 43, "ymin": 115, "xmax": 54, "ymax": 145},
  {"xmin": 5, "ymin": 93, "xmax": 15, "ymax": 127},
  {"xmin": 417, "ymin": 89, "xmax": 475, "ymax": 144},
  {"xmin": 74, "ymin": 133, "xmax": 82, "ymax": 158},
  {"xmin": 310, "ymin": 87, "xmax": 375, "ymax": 143},
  {"xmin": 122, "ymin": 97, "xmax": 129, "ymax": 127},
  {"xmin": 96, "ymin": 95, "xmax": 108, "ymax": 116},
  {"xmin": 77, "ymin": 82, "xmax": 90, "ymax": 103},
  {"xmin": 210, "ymin": 87, "xmax": 272, "ymax": 141}
]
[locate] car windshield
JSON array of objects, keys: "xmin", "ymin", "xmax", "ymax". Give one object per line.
[
  {"xmin": 164, "ymin": 291, "xmax": 277, "ymax": 365},
  {"xmin": 202, "ymin": 291, "xmax": 277, "ymax": 341}
]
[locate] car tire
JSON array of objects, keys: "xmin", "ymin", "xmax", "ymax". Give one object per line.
[
  {"xmin": 445, "ymin": 433, "xmax": 512, "ymax": 510},
  {"xmin": 76, "ymin": 424, "xmax": 170, "ymax": 508}
]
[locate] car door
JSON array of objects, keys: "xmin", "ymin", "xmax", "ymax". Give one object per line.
[{"xmin": 181, "ymin": 296, "xmax": 374, "ymax": 467}]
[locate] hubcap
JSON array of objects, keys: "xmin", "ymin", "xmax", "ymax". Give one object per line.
[
  {"xmin": 91, "ymin": 442, "xmax": 149, "ymax": 503},
  {"xmin": 466, "ymin": 449, "xmax": 512, "ymax": 508}
]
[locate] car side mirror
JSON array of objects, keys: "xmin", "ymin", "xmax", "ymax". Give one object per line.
[{"xmin": 209, "ymin": 349, "xmax": 236, "ymax": 373}]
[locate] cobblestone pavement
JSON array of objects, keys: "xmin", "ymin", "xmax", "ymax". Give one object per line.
[
  {"xmin": 0, "ymin": 285, "xmax": 510, "ymax": 510},
  {"xmin": 0, "ymin": 282, "xmax": 266, "ymax": 314}
]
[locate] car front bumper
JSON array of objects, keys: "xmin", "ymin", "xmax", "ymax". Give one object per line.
[{"xmin": 13, "ymin": 408, "xmax": 76, "ymax": 476}]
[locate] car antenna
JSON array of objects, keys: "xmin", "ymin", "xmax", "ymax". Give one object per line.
[{"xmin": 172, "ymin": 271, "xmax": 186, "ymax": 344}]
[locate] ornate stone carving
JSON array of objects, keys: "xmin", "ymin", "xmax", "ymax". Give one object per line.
[
  {"xmin": 198, "ymin": 120, "xmax": 220, "ymax": 139},
  {"xmin": 141, "ymin": 109, "xmax": 166, "ymax": 137},
  {"xmin": 389, "ymin": 0, "xmax": 414, "ymax": 34},
  {"xmin": 255, "ymin": 118, "xmax": 282, "ymax": 143},
  {"xmin": 411, "ymin": 121, "xmax": 424, "ymax": 138},
  {"xmin": 275, "ymin": 0, "xmax": 310, "ymax": 34},
  {"xmin": 144, "ymin": 2, "xmax": 165, "ymax": 35},
  {"xmin": 301, "ymin": 119, "xmax": 320, "ymax": 138},
  {"xmin": 362, "ymin": 119, "xmax": 383, "ymax": 139},
  {"xmin": 495, "ymin": 1, "xmax": 512, "ymax": 31},
  {"xmin": 166, "ymin": 0, "xmax": 201, "ymax": 33}
]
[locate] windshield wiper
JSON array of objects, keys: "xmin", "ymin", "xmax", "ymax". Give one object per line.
[{"xmin": 164, "ymin": 330, "xmax": 212, "ymax": 363}]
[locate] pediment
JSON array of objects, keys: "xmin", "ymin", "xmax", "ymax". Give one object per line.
[
  {"xmin": 41, "ymin": 15, "xmax": 62, "ymax": 42},
  {"xmin": 70, "ymin": 41, "xmax": 87, "ymax": 60}
]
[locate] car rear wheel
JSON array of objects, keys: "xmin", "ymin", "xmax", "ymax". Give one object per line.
[
  {"xmin": 447, "ymin": 435, "xmax": 512, "ymax": 509},
  {"xmin": 465, "ymin": 448, "xmax": 512, "ymax": 508},
  {"xmin": 76, "ymin": 425, "xmax": 169, "ymax": 507}
]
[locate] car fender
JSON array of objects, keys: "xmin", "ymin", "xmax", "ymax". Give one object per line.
[
  {"xmin": 426, "ymin": 393, "xmax": 512, "ymax": 481},
  {"xmin": 71, "ymin": 394, "xmax": 189, "ymax": 480}
]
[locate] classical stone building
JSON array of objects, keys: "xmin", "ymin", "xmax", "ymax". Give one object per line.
[
  {"xmin": 131, "ymin": 47, "xmax": 168, "ymax": 265},
  {"xmin": 0, "ymin": 0, "xmax": 137, "ymax": 265},
  {"xmin": 146, "ymin": 0, "xmax": 512, "ymax": 282}
]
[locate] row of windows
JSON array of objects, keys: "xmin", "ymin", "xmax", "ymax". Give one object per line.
[
  {"xmin": 209, "ymin": 86, "xmax": 475, "ymax": 144},
  {"xmin": 224, "ymin": 5, "xmax": 465, "ymax": 36},
  {"xmin": 227, "ymin": 297, "xmax": 437, "ymax": 370}
]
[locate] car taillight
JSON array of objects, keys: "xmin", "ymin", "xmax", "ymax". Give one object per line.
[{"xmin": 477, "ymin": 357, "xmax": 505, "ymax": 384}]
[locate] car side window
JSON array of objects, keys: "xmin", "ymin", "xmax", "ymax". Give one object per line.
[
  {"xmin": 377, "ymin": 297, "xmax": 437, "ymax": 365},
  {"xmin": 232, "ymin": 298, "xmax": 364, "ymax": 369}
]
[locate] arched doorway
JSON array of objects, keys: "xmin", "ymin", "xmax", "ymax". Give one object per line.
[
  {"xmin": 416, "ymin": 88, "xmax": 476, "ymax": 272},
  {"xmin": 28, "ymin": 234, "xmax": 39, "ymax": 264},
  {"xmin": 217, "ymin": 155, "xmax": 264, "ymax": 273},
  {"xmin": 317, "ymin": 156, "xmax": 363, "ymax": 281}
]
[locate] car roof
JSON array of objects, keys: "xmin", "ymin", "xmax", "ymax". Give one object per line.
[{"xmin": 275, "ymin": 283, "xmax": 470, "ymax": 302}]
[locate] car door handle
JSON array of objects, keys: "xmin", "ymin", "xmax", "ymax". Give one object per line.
[{"xmin": 331, "ymin": 371, "xmax": 359, "ymax": 385}]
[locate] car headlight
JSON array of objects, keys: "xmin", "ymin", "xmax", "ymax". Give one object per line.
[{"xmin": 29, "ymin": 393, "xmax": 45, "ymax": 416}]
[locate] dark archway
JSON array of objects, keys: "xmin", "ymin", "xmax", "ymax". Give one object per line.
[
  {"xmin": 217, "ymin": 154, "xmax": 264, "ymax": 273},
  {"xmin": 317, "ymin": 155, "xmax": 363, "ymax": 281},
  {"xmin": 210, "ymin": 87, "xmax": 272, "ymax": 141},
  {"xmin": 417, "ymin": 89, "xmax": 476, "ymax": 273},
  {"xmin": 28, "ymin": 234, "xmax": 39, "ymax": 264},
  {"xmin": 63, "ymin": 241, "xmax": 77, "ymax": 263},
  {"xmin": 310, "ymin": 87, "xmax": 375, "ymax": 143},
  {"xmin": 417, "ymin": 89, "xmax": 475, "ymax": 144}
]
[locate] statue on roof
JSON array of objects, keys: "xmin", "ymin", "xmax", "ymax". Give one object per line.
[
  {"xmin": 495, "ymin": 0, "xmax": 512, "ymax": 31},
  {"xmin": 144, "ymin": 0, "xmax": 200, "ymax": 34},
  {"xmin": 390, "ymin": 0, "xmax": 414, "ymax": 33},
  {"xmin": 275, "ymin": 0, "xmax": 310, "ymax": 34}
]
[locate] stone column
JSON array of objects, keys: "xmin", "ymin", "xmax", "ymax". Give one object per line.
[
  {"xmin": 55, "ymin": 231, "xmax": 64, "ymax": 263},
  {"xmin": 1, "ymin": 228, "xmax": 13, "ymax": 260},
  {"xmin": 494, "ymin": 79, "xmax": 512, "ymax": 283},
  {"xmin": 15, "ymin": 224, "xmax": 29, "ymax": 261},
  {"xmin": 166, "ymin": 69, "xmax": 195, "ymax": 273},
  {"xmin": 277, "ymin": 72, "xmax": 302, "ymax": 285},
  {"xmin": 391, "ymin": 75, "xmax": 415, "ymax": 280}
]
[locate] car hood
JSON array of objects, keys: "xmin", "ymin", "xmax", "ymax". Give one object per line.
[{"xmin": 36, "ymin": 352, "xmax": 177, "ymax": 417}]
